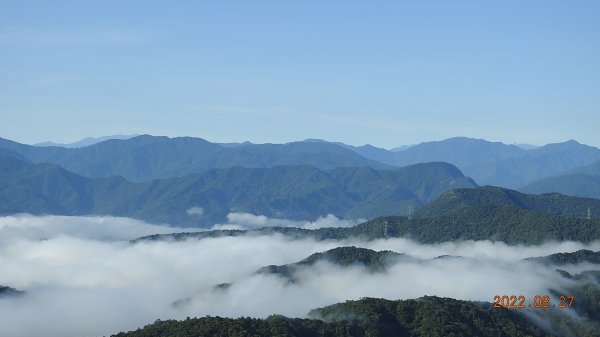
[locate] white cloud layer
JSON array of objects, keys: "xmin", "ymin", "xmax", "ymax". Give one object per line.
[
  {"xmin": 0, "ymin": 214, "xmax": 199, "ymax": 242},
  {"xmin": 186, "ymin": 207, "xmax": 204, "ymax": 216},
  {"xmin": 212, "ymin": 213, "xmax": 364, "ymax": 230},
  {"xmin": 0, "ymin": 215, "xmax": 598, "ymax": 337}
]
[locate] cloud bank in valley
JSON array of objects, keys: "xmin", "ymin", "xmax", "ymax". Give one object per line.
[
  {"xmin": 212, "ymin": 212, "xmax": 364, "ymax": 230},
  {"xmin": 0, "ymin": 214, "xmax": 200, "ymax": 243},
  {"xmin": 0, "ymin": 215, "xmax": 599, "ymax": 337}
]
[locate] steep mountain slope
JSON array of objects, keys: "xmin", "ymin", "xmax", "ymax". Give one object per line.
[
  {"xmin": 0, "ymin": 135, "xmax": 392, "ymax": 181},
  {"xmin": 0, "ymin": 155, "xmax": 475, "ymax": 226}
]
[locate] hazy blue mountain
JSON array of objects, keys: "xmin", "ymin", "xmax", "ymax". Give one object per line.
[
  {"xmin": 302, "ymin": 138, "xmax": 397, "ymax": 165},
  {"xmin": 33, "ymin": 134, "xmax": 139, "ymax": 148},
  {"xmin": 514, "ymin": 143, "xmax": 540, "ymax": 150},
  {"xmin": 306, "ymin": 137, "xmax": 600, "ymax": 188},
  {"xmin": 521, "ymin": 173, "xmax": 600, "ymax": 200},
  {"xmin": 520, "ymin": 160, "xmax": 600, "ymax": 199},
  {"xmin": 0, "ymin": 147, "xmax": 29, "ymax": 162},
  {"xmin": 491, "ymin": 140, "xmax": 600, "ymax": 187},
  {"xmin": 566, "ymin": 159, "xmax": 600, "ymax": 176},
  {"xmin": 0, "ymin": 135, "xmax": 392, "ymax": 182},
  {"xmin": 390, "ymin": 144, "xmax": 416, "ymax": 152},
  {"xmin": 0, "ymin": 155, "xmax": 475, "ymax": 226},
  {"xmin": 392, "ymin": 137, "xmax": 600, "ymax": 187},
  {"xmin": 343, "ymin": 144, "xmax": 397, "ymax": 165},
  {"xmin": 394, "ymin": 137, "xmax": 526, "ymax": 167},
  {"xmin": 6, "ymin": 135, "xmax": 600, "ymax": 188}
]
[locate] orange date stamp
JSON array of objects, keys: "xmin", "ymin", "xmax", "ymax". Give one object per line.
[{"xmin": 493, "ymin": 295, "xmax": 574, "ymax": 309}]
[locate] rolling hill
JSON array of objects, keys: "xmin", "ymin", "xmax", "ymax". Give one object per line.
[{"xmin": 257, "ymin": 246, "xmax": 403, "ymax": 283}]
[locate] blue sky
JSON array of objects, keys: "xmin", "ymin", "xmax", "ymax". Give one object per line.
[{"xmin": 1, "ymin": 1, "xmax": 599, "ymax": 148}]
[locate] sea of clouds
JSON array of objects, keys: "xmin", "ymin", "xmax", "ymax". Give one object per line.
[{"xmin": 0, "ymin": 214, "xmax": 598, "ymax": 337}]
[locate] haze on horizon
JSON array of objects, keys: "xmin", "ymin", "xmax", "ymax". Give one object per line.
[{"xmin": 1, "ymin": 1, "xmax": 599, "ymax": 148}]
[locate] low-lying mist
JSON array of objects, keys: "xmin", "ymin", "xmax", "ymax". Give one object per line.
[{"xmin": 0, "ymin": 215, "xmax": 598, "ymax": 337}]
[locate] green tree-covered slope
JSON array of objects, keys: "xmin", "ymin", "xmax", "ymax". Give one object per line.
[
  {"xmin": 257, "ymin": 246, "xmax": 403, "ymax": 282},
  {"xmin": 418, "ymin": 186, "xmax": 600, "ymax": 219},
  {"xmin": 0, "ymin": 155, "xmax": 475, "ymax": 226},
  {"xmin": 112, "ymin": 297, "xmax": 555, "ymax": 337},
  {"xmin": 140, "ymin": 205, "xmax": 600, "ymax": 245}
]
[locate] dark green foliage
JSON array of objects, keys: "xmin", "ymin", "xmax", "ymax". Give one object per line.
[
  {"xmin": 140, "ymin": 205, "xmax": 600, "ymax": 244},
  {"xmin": 257, "ymin": 247, "xmax": 403, "ymax": 282},
  {"xmin": 541, "ymin": 270, "xmax": 600, "ymax": 336},
  {"xmin": 111, "ymin": 297, "xmax": 556, "ymax": 337},
  {"xmin": 418, "ymin": 186, "xmax": 600, "ymax": 219},
  {"xmin": 356, "ymin": 206, "xmax": 600, "ymax": 244},
  {"xmin": 0, "ymin": 285, "xmax": 24, "ymax": 297},
  {"xmin": 526, "ymin": 250, "xmax": 600, "ymax": 265},
  {"xmin": 297, "ymin": 247, "xmax": 402, "ymax": 271},
  {"xmin": 0, "ymin": 155, "xmax": 475, "ymax": 226}
]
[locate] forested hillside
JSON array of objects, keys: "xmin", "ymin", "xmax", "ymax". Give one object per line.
[{"xmin": 111, "ymin": 297, "xmax": 555, "ymax": 337}]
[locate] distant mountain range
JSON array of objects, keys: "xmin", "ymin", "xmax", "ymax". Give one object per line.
[
  {"xmin": 0, "ymin": 135, "xmax": 391, "ymax": 182},
  {"xmin": 300, "ymin": 137, "xmax": 600, "ymax": 188},
  {"xmin": 347, "ymin": 137, "xmax": 600, "ymax": 188},
  {"xmin": 0, "ymin": 154, "xmax": 475, "ymax": 226},
  {"xmin": 3, "ymin": 135, "xmax": 600, "ymax": 193},
  {"xmin": 521, "ymin": 160, "xmax": 600, "ymax": 199},
  {"xmin": 4, "ymin": 135, "xmax": 600, "ymax": 205}
]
